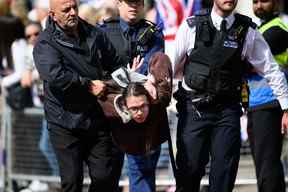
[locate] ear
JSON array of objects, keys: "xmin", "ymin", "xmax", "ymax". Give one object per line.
[
  {"xmin": 273, "ymin": 0, "xmax": 279, "ymax": 12},
  {"xmin": 49, "ymin": 10, "xmax": 56, "ymax": 21},
  {"xmin": 116, "ymin": 0, "xmax": 122, "ymax": 7},
  {"xmin": 114, "ymin": 94, "xmax": 132, "ymax": 123}
]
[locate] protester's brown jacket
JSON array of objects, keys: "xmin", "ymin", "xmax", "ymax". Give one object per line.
[{"xmin": 99, "ymin": 52, "xmax": 173, "ymax": 155}]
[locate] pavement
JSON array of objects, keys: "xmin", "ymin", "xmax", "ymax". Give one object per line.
[
  {"xmin": 121, "ymin": 154, "xmax": 260, "ymax": 192},
  {"xmin": 0, "ymin": 148, "xmax": 285, "ymax": 192}
]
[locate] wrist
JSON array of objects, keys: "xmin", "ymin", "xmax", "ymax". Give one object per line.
[{"xmin": 79, "ymin": 76, "xmax": 91, "ymax": 88}]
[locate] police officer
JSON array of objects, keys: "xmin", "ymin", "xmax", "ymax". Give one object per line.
[
  {"xmin": 247, "ymin": 0, "xmax": 288, "ymax": 191},
  {"xmin": 101, "ymin": 0, "xmax": 164, "ymax": 74},
  {"xmin": 173, "ymin": 0, "xmax": 288, "ymax": 191},
  {"xmin": 100, "ymin": 0, "xmax": 164, "ymax": 191}
]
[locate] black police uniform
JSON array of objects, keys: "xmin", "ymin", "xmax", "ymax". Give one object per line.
[
  {"xmin": 174, "ymin": 11, "xmax": 256, "ymax": 192},
  {"xmin": 100, "ymin": 17, "xmax": 164, "ymax": 74},
  {"xmin": 100, "ymin": 16, "xmax": 164, "ymax": 191}
]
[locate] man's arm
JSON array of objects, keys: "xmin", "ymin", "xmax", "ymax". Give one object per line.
[
  {"xmin": 33, "ymin": 40, "xmax": 87, "ymax": 91},
  {"xmin": 262, "ymin": 26, "xmax": 288, "ymax": 55},
  {"xmin": 98, "ymin": 31, "xmax": 124, "ymax": 74},
  {"xmin": 244, "ymin": 28, "xmax": 288, "ymax": 132},
  {"xmin": 244, "ymin": 28, "xmax": 288, "ymax": 109},
  {"xmin": 173, "ymin": 19, "xmax": 196, "ymax": 79},
  {"xmin": 2, "ymin": 40, "xmax": 26, "ymax": 87},
  {"xmin": 89, "ymin": 30, "xmax": 125, "ymax": 97}
]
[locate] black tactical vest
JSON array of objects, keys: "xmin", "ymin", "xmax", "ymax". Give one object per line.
[
  {"xmin": 103, "ymin": 18, "xmax": 159, "ymax": 70},
  {"xmin": 184, "ymin": 12, "xmax": 256, "ymax": 100}
]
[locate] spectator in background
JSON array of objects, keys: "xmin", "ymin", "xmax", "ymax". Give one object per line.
[
  {"xmin": 10, "ymin": 0, "xmax": 29, "ymax": 25},
  {"xmin": 0, "ymin": 30, "xmax": 26, "ymax": 88},
  {"xmin": 246, "ymin": 0, "xmax": 288, "ymax": 191},
  {"xmin": 144, "ymin": 0, "xmax": 157, "ymax": 23},
  {"xmin": 33, "ymin": 0, "xmax": 123, "ymax": 191},
  {"xmin": 80, "ymin": 0, "xmax": 118, "ymax": 25},
  {"xmin": 0, "ymin": 0, "xmax": 9, "ymax": 16},
  {"xmin": 78, "ymin": 3, "xmax": 98, "ymax": 25},
  {"xmin": 79, "ymin": 1, "xmax": 118, "ymax": 25},
  {"xmin": 100, "ymin": 0, "xmax": 165, "ymax": 191},
  {"xmin": 0, "ymin": 0, "xmax": 26, "ymax": 76},
  {"xmin": 20, "ymin": 21, "xmax": 59, "ymax": 192},
  {"xmin": 95, "ymin": 2, "xmax": 118, "ymax": 24},
  {"xmin": 28, "ymin": 0, "xmax": 49, "ymax": 28},
  {"xmin": 1, "ymin": 0, "xmax": 28, "ymax": 89}
]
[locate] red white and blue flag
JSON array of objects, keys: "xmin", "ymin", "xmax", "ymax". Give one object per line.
[{"xmin": 156, "ymin": 0, "xmax": 202, "ymax": 40}]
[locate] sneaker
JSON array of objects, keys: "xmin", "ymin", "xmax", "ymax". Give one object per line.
[
  {"xmin": 166, "ymin": 185, "xmax": 176, "ymax": 192},
  {"xmin": 28, "ymin": 180, "xmax": 48, "ymax": 191},
  {"xmin": 19, "ymin": 188, "xmax": 32, "ymax": 192}
]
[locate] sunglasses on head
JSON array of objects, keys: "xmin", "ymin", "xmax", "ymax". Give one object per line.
[{"xmin": 26, "ymin": 32, "xmax": 40, "ymax": 39}]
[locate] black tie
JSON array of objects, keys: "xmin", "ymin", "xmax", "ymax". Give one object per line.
[
  {"xmin": 220, "ymin": 19, "xmax": 227, "ymax": 32},
  {"xmin": 128, "ymin": 27, "xmax": 137, "ymax": 41}
]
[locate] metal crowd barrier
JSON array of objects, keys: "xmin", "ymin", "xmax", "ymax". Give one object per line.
[
  {"xmin": 0, "ymin": 94, "xmax": 259, "ymax": 192},
  {"xmin": 0, "ymin": 96, "xmax": 176, "ymax": 191}
]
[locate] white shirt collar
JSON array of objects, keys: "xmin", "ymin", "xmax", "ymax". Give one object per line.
[{"xmin": 210, "ymin": 9, "xmax": 235, "ymax": 31}]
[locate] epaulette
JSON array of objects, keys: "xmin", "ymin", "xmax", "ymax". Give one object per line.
[
  {"xmin": 137, "ymin": 19, "xmax": 160, "ymax": 46},
  {"xmin": 186, "ymin": 16, "xmax": 197, "ymax": 28},
  {"xmin": 100, "ymin": 17, "xmax": 120, "ymax": 29},
  {"xmin": 140, "ymin": 19, "xmax": 162, "ymax": 33},
  {"xmin": 235, "ymin": 13, "xmax": 257, "ymax": 29},
  {"xmin": 141, "ymin": 19, "xmax": 159, "ymax": 30},
  {"xmin": 194, "ymin": 9, "xmax": 210, "ymax": 16},
  {"xmin": 142, "ymin": 19, "xmax": 156, "ymax": 26},
  {"xmin": 103, "ymin": 17, "xmax": 120, "ymax": 24},
  {"xmin": 96, "ymin": 23, "xmax": 102, "ymax": 28},
  {"xmin": 186, "ymin": 9, "xmax": 211, "ymax": 28}
]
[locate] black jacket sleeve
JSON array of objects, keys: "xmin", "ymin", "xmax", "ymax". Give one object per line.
[
  {"xmin": 98, "ymin": 31, "xmax": 124, "ymax": 74},
  {"xmin": 33, "ymin": 39, "xmax": 82, "ymax": 91},
  {"xmin": 262, "ymin": 26, "xmax": 288, "ymax": 55}
]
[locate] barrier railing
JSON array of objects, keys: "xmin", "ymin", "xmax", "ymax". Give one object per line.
[{"xmin": 0, "ymin": 95, "xmax": 258, "ymax": 192}]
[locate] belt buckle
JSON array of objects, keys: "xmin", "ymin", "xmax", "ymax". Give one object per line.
[
  {"xmin": 191, "ymin": 97, "xmax": 203, "ymax": 103},
  {"xmin": 191, "ymin": 95, "xmax": 213, "ymax": 105}
]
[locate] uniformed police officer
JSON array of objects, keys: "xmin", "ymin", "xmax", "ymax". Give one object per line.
[
  {"xmin": 173, "ymin": 0, "xmax": 288, "ymax": 191},
  {"xmin": 100, "ymin": 0, "xmax": 164, "ymax": 191},
  {"xmin": 247, "ymin": 0, "xmax": 288, "ymax": 191}
]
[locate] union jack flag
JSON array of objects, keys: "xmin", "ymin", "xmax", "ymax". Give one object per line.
[{"xmin": 156, "ymin": 0, "xmax": 202, "ymax": 40}]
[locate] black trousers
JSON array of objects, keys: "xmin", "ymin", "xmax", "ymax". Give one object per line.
[
  {"xmin": 111, "ymin": 140, "xmax": 125, "ymax": 192},
  {"xmin": 175, "ymin": 100, "xmax": 241, "ymax": 192},
  {"xmin": 248, "ymin": 107, "xmax": 286, "ymax": 192},
  {"xmin": 109, "ymin": 119, "xmax": 125, "ymax": 192},
  {"xmin": 48, "ymin": 119, "xmax": 113, "ymax": 192}
]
